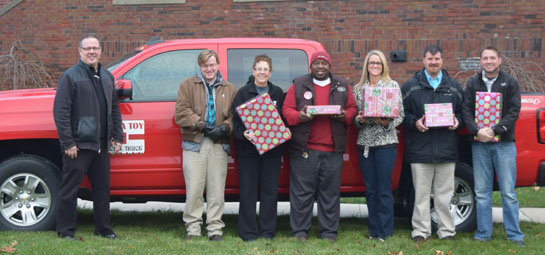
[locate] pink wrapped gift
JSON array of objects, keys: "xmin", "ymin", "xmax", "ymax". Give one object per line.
[
  {"xmin": 424, "ymin": 103, "xmax": 454, "ymax": 127},
  {"xmin": 235, "ymin": 93, "xmax": 291, "ymax": 155},
  {"xmin": 306, "ymin": 105, "xmax": 341, "ymax": 115},
  {"xmin": 474, "ymin": 92, "xmax": 502, "ymax": 142},
  {"xmin": 362, "ymin": 86, "xmax": 400, "ymax": 118}
]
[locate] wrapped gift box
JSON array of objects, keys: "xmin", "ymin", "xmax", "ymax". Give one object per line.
[
  {"xmin": 306, "ymin": 105, "xmax": 341, "ymax": 115},
  {"xmin": 235, "ymin": 93, "xmax": 291, "ymax": 155},
  {"xmin": 362, "ymin": 86, "xmax": 401, "ymax": 118},
  {"xmin": 474, "ymin": 92, "xmax": 502, "ymax": 142},
  {"xmin": 424, "ymin": 103, "xmax": 454, "ymax": 127}
]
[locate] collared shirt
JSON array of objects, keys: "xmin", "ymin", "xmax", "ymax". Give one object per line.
[
  {"xmin": 481, "ymin": 70, "xmax": 498, "ymax": 92},
  {"xmin": 424, "ymin": 70, "xmax": 442, "ymax": 89}
]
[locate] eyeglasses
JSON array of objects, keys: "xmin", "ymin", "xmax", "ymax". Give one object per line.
[
  {"xmin": 368, "ymin": 61, "xmax": 383, "ymax": 67},
  {"xmin": 81, "ymin": 47, "xmax": 101, "ymax": 51},
  {"xmin": 254, "ymin": 68, "xmax": 270, "ymax": 73},
  {"xmin": 201, "ymin": 63, "xmax": 217, "ymax": 69}
]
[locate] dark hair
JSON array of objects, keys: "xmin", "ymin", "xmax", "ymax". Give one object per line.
[
  {"xmin": 481, "ymin": 46, "xmax": 501, "ymax": 58},
  {"xmin": 423, "ymin": 45, "xmax": 442, "ymax": 57},
  {"xmin": 80, "ymin": 33, "xmax": 100, "ymax": 47},
  {"xmin": 253, "ymin": 54, "xmax": 272, "ymax": 72}
]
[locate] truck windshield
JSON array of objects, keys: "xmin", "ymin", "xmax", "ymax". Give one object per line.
[{"xmin": 106, "ymin": 50, "xmax": 142, "ymax": 71}]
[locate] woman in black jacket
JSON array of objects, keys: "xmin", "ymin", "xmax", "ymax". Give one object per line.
[{"xmin": 231, "ymin": 54, "xmax": 289, "ymax": 241}]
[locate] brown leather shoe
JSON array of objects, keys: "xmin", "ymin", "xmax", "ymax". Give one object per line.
[
  {"xmin": 185, "ymin": 235, "xmax": 198, "ymax": 241},
  {"xmin": 324, "ymin": 236, "xmax": 336, "ymax": 243},
  {"xmin": 412, "ymin": 235, "xmax": 426, "ymax": 243},
  {"xmin": 209, "ymin": 234, "xmax": 224, "ymax": 242},
  {"xmin": 442, "ymin": 236, "xmax": 455, "ymax": 241}
]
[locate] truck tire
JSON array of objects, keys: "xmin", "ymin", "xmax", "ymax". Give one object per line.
[
  {"xmin": 0, "ymin": 155, "xmax": 60, "ymax": 231},
  {"xmin": 431, "ymin": 162, "xmax": 477, "ymax": 232}
]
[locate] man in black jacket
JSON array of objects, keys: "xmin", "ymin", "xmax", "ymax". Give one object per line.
[
  {"xmin": 401, "ymin": 45, "xmax": 463, "ymax": 243},
  {"xmin": 53, "ymin": 34, "xmax": 123, "ymax": 240},
  {"xmin": 462, "ymin": 47, "xmax": 524, "ymax": 246}
]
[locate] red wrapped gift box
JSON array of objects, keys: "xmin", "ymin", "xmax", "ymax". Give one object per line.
[
  {"xmin": 235, "ymin": 93, "xmax": 291, "ymax": 155},
  {"xmin": 474, "ymin": 92, "xmax": 502, "ymax": 142},
  {"xmin": 424, "ymin": 103, "xmax": 454, "ymax": 127},
  {"xmin": 306, "ymin": 105, "xmax": 341, "ymax": 115},
  {"xmin": 362, "ymin": 86, "xmax": 401, "ymax": 118}
]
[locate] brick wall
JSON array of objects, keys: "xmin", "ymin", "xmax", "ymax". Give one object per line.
[
  {"xmin": 0, "ymin": 0, "xmax": 11, "ymax": 9},
  {"xmin": 1, "ymin": 0, "xmax": 544, "ymax": 90}
]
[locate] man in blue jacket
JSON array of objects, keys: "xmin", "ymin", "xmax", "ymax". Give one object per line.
[
  {"xmin": 401, "ymin": 45, "xmax": 463, "ymax": 243},
  {"xmin": 53, "ymin": 34, "xmax": 123, "ymax": 240}
]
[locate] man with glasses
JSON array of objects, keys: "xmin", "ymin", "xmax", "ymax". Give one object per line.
[
  {"xmin": 54, "ymin": 34, "xmax": 123, "ymax": 240},
  {"xmin": 175, "ymin": 49, "xmax": 237, "ymax": 242},
  {"xmin": 401, "ymin": 45, "xmax": 463, "ymax": 243}
]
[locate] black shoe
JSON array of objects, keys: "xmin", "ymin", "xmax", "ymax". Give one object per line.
[
  {"xmin": 412, "ymin": 235, "xmax": 426, "ymax": 243},
  {"xmin": 95, "ymin": 232, "xmax": 117, "ymax": 239},
  {"xmin": 209, "ymin": 234, "xmax": 223, "ymax": 242},
  {"xmin": 511, "ymin": 239, "xmax": 526, "ymax": 247},
  {"xmin": 58, "ymin": 234, "xmax": 76, "ymax": 240}
]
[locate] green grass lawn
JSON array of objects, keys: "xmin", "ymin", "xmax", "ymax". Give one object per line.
[{"xmin": 1, "ymin": 209, "xmax": 544, "ymax": 255}]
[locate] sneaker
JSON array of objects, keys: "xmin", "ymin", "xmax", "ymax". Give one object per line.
[
  {"xmin": 412, "ymin": 235, "xmax": 426, "ymax": 243},
  {"xmin": 209, "ymin": 234, "xmax": 223, "ymax": 242},
  {"xmin": 377, "ymin": 237, "xmax": 385, "ymax": 243},
  {"xmin": 297, "ymin": 236, "xmax": 308, "ymax": 243},
  {"xmin": 511, "ymin": 239, "xmax": 526, "ymax": 247}
]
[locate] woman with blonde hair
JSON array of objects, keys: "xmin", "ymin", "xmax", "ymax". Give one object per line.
[{"xmin": 353, "ymin": 50, "xmax": 404, "ymax": 242}]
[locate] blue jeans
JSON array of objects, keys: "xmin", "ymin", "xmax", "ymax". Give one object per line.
[
  {"xmin": 358, "ymin": 146, "xmax": 397, "ymax": 239},
  {"xmin": 472, "ymin": 141, "xmax": 524, "ymax": 241}
]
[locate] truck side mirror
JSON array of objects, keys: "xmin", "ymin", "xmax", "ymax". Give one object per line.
[{"xmin": 115, "ymin": 79, "xmax": 133, "ymax": 100}]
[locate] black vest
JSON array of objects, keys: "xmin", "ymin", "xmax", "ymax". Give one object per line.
[{"xmin": 290, "ymin": 73, "xmax": 350, "ymax": 153}]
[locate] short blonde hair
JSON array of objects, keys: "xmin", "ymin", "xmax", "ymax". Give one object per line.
[
  {"xmin": 356, "ymin": 50, "xmax": 391, "ymax": 87},
  {"xmin": 198, "ymin": 50, "xmax": 219, "ymax": 66}
]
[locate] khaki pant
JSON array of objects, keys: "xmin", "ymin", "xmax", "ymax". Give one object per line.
[
  {"xmin": 410, "ymin": 163, "xmax": 456, "ymax": 239},
  {"xmin": 182, "ymin": 137, "xmax": 228, "ymax": 237}
]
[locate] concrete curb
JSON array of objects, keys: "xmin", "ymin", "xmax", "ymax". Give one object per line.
[{"xmin": 78, "ymin": 200, "xmax": 545, "ymax": 224}]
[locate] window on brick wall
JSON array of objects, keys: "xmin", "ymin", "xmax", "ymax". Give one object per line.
[
  {"xmin": 227, "ymin": 49, "xmax": 309, "ymax": 91},
  {"xmin": 121, "ymin": 50, "xmax": 201, "ymax": 101},
  {"xmin": 112, "ymin": 0, "xmax": 185, "ymax": 5}
]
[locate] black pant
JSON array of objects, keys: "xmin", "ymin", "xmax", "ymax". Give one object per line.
[
  {"xmin": 56, "ymin": 140, "xmax": 113, "ymax": 236},
  {"xmin": 289, "ymin": 149, "xmax": 343, "ymax": 239},
  {"xmin": 237, "ymin": 154, "xmax": 282, "ymax": 241}
]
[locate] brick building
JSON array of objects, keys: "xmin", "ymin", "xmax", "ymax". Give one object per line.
[{"xmin": 1, "ymin": 0, "xmax": 544, "ymax": 90}]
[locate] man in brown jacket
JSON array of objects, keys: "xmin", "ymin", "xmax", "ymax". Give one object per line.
[{"xmin": 174, "ymin": 49, "xmax": 237, "ymax": 242}]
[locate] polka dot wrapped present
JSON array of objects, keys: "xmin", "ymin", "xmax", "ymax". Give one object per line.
[
  {"xmin": 235, "ymin": 93, "xmax": 291, "ymax": 155},
  {"xmin": 474, "ymin": 91, "xmax": 502, "ymax": 142}
]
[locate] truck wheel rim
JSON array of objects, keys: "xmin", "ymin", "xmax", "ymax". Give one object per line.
[
  {"xmin": 1, "ymin": 173, "xmax": 52, "ymax": 227},
  {"xmin": 430, "ymin": 177, "xmax": 475, "ymax": 226}
]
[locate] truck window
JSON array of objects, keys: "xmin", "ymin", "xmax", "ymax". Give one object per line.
[
  {"xmin": 227, "ymin": 49, "xmax": 309, "ymax": 92},
  {"xmin": 121, "ymin": 50, "xmax": 202, "ymax": 101}
]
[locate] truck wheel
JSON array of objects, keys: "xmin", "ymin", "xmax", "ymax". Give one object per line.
[
  {"xmin": 430, "ymin": 162, "xmax": 477, "ymax": 232},
  {"xmin": 0, "ymin": 155, "xmax": 60, "ymax": 231}
]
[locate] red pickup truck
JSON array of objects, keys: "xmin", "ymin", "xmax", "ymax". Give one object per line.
[{"xmin": 0, "ymin": 38, "xmax": 544, "ymax": 232}]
